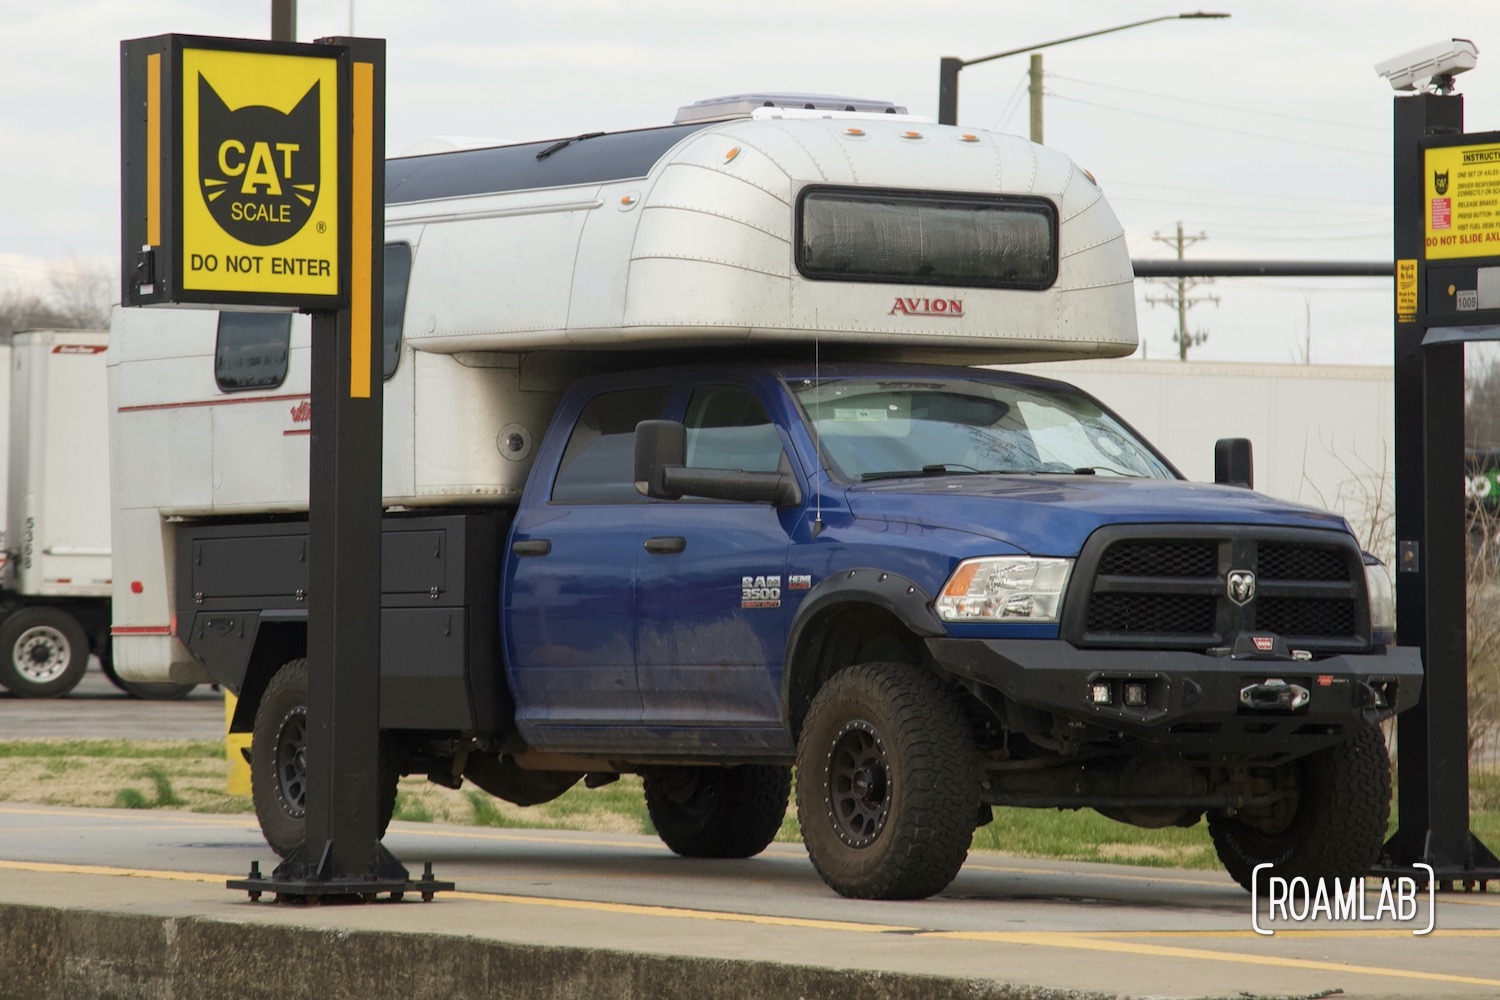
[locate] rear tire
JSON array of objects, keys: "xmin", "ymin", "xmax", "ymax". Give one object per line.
[
  {"xmin": 643, "ymin": 765, "xmax": 790, "ymax": 859},
  {"xmin": 795, "ymin": 663, "xmax": 978, "ymax": 900},
  {"xmin": 0, "ymin": 607, "xmax": 89, "ymax": 698},
  {"xmin": 1208, "ymin": 723, "xmax": 1391, "ymax": 893},
  {"xmin": 250, "ymin": 658, "xmax": 398, "ymax": 857}
]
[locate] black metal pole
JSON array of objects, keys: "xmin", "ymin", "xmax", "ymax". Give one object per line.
[
  {"xmin": 938, "ymin": 57, "xmax": 961, "ymax": 127},
  {"xmin": 231, "ymin": 36, "xmax": 448, "ymax": 901},
  {"xmin": 1381, "ymin": 89, "xmax": 1500, "ymax": 885}
]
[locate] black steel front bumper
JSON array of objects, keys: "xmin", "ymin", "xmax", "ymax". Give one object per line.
[{"xmin": 929, "ymin": 637, "xmax": 1423, "ymax": 760}]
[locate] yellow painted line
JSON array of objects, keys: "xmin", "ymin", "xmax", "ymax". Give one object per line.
[
  {"xmin": 7, "ymin": 854, "xmax": 1499, "ymax": 990},
  {"xmin": 446, "ymin": 889, "xmax": 917, "ymax": 934},
  {"xmin": 0, "ymin": 857, "xmax": 916, "ymax": 935},
  {"xmin": 0, "ymin": 859, "xmax": 221, "ymax": 884},
  {"xmin": 919, "ymin": 930, "xmax": 1500, "ymax": 988},
  {"xmin": 1083, "ymin": 927, "xmax": 1500, "ymax": 940}
]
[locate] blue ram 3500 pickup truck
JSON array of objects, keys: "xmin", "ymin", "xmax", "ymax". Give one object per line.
[{"xmin": 180, "ymin": 359, "xmax": 1421, "ymax": 900}]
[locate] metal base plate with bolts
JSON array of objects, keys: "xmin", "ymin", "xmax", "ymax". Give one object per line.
[{"xmin": 228, "ymin": 846, "xmax": 455, "ymax": 904}]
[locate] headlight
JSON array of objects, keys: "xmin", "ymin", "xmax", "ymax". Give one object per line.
[
  {"xmin": 936, "ymin": 557, "xmax": 1073, "ymax": 623},
  {"xmin": 1364, "ymin": 559, "xmax": 1396, "ymax": 638}
]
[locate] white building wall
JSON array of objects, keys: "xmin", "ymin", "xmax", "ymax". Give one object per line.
[{"xmin": 1011, "ymin": 359, "xmax": 1396, "ymax": 554}]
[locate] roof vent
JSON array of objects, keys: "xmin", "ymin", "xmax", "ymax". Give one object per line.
[{"xmin": 674, "ymin": 92, "xmax": 907, "ymax": 125}]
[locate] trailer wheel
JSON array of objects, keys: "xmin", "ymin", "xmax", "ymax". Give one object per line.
[
  {"xmin": 643, "ymin": 765, "xmax": 790, "ymax": 859},
  {"xmin": 98, "ymin": 653, "xmax": 197, "ymax": 700},
  {"xmin": 1208, "ymin": 723, "xmax": 1391, "ymax": 893},
  {"xmin": 795, "ymin": 663, "xmax": 978, "ymax": 900},
  {"xmin": 0, "ymin": 607, "xmax": 90, "ymax": 698},
  {"xmin": 250, "ymin": 658, "xmax": 399, "ymax": 857}
]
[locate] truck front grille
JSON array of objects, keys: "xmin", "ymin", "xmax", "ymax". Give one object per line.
[{"xmin": 1068, "ymin": 526, "xmax": 1369, "ymax": 653}]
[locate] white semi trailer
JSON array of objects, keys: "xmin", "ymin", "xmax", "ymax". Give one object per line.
[{"xmin": 0, "ymin": 329, "xmax": 195, "ymax": 698}]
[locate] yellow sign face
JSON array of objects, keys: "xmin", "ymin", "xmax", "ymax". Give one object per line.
[
  {"xmin": 181, "ymin": 47, "xmax": 339, "ymax": 295},
  {"xmin": 1396, "ymin": 258, "xmax": 1417, "ymax": 320},
  {"xmin": 1424, "ymin": 143, "xmax": 1500, "ymax": 260}
]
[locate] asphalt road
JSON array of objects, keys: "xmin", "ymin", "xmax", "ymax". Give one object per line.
[
  {"xmin": 3, "ymin": 804, "xmax": 1499, "ymax": 999},
  {"xmin": 0, "ymin": 659, "xmax": 225, "ymax": 740},
  {"xmin": 3, "ymin": 675, "xmax": 1499, "ymax": 997}
]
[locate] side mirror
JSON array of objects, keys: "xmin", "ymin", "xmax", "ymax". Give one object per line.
[
  {"xmin": 1214, "ymin": 438, "xmax": 1254, "ymax": 489},
  {"xmin": 634, "ymin": 419, "xmax": 686, "ymax": 499},
  {"xmin": 634, "ymin": 419, "xmax": 802, "ymax": 506}
]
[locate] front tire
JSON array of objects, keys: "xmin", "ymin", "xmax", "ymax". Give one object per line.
[
  {"xmin": 250, "ymin": 658, "xmax": 398, "ymax": 857},
  {"xmin": 1209, "ymin": 723, "xmax": 1391, "ymax": 893},
  {"xmin": 643, "ymin": 765, "xmax": 790, "ymax": 859},
  {"xmin": 0, "ymin": 607, "xmax": 89, "ymax": 698},
  {"xmin": 795, "ymin": 663, "xmax": 978, "ymax": 900}
]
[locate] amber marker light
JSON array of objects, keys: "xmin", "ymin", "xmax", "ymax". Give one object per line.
[
  {"xmin": 724, "ymin": 147, "xmax": 741, "ymax": 163},
  {"xmin": 943, "ymin": 562, "xmax": 980, "ymax": 597}
]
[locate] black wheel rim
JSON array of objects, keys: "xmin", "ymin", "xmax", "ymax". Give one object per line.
[
  {"xmin": 824, "ymin": 720, "xmax": 890, "ymax": 848},
  {"xmin": 275, "ymin": 706, "xmax": 308, "ymax": 819}
]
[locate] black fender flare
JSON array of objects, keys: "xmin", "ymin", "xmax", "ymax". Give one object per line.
[{"xmin": 781, "ymin": 568, "xmax": 947, "ymax": 727}]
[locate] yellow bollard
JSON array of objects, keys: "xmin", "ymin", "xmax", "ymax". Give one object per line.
[{"xmin": 225, "ymin": 691, "xmax": 252, "ymax": 796}]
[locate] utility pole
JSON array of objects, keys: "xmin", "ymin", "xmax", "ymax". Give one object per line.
[
  {"xmin": 1029, "ymin": 54, "xmax": 1044, "ymax": 143},
  {"xmin": 1145, "ymin": 222, "xmax": 1218, "ymax": 359}
]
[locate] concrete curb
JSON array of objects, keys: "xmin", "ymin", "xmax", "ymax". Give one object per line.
[{"xmin": 0, "ymin": 902, "xmax": 1121, "ymax": 1000}]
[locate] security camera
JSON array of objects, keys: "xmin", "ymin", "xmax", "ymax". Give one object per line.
[{"xmin": 1375, "ymin": 39, "xmax": 1479, "ymax": 93}]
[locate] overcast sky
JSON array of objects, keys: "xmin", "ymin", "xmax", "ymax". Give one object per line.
[{"xmin": 3, "ymin": 0, "xmax": 1498, "ymax": 364}]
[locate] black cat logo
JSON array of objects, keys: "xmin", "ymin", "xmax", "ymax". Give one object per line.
[
  {"xmin": 198, "ymin": 75, "xmax": 320, "ymax": 245},
  {"xmin": 1435, "ymin": 170, "xmax": 1450, "ymax": 196}
]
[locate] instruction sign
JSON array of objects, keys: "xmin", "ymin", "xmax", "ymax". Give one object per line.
[
  {"xmin": 1424, "ymin": 139, "xmax": 1500, "ymax": 260},
  {"xmin": 121, "ymin": 35, "xmax": 349, "ymax": 309}
]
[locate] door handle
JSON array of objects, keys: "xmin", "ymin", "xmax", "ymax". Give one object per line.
[
  {"xmin": 643, "ymin": 536, "xmax": 686, "ymax": 555},
  {"xmin": 511, "ymin": 539, "xmax": 552, "ymax": 557}
]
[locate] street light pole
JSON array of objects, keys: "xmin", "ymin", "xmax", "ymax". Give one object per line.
[{"xmin": 936, "ymin": 11, "xmax": 1230, "ymax": 128}]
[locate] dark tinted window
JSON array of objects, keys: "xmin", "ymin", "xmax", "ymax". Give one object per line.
[
  {"xmin": 383, "ymin": 243, "xmax": 412, "ymax": 379},
  {"xmin": 797, "ymin": 187, "xmax": 1057, "ymax": 290},
  {"xmin": 552, "ymin": 387, "xmax": 670, "ymax": 503},
  {"xmin": 215, "ymin": 312, "xmax": 291, "ymax": 391},
  {"xmin": 684, "ymin": 386, "xmax": 785, "ymax": 473}
]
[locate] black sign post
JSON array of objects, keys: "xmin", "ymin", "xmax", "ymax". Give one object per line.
[
  {"xmin": 1378, "ymin": 88, "xmax": 1500, "ymax": 888},
  {"xmin": 121, "ymin": 33, "xmax": 450, "ymax": 902}
]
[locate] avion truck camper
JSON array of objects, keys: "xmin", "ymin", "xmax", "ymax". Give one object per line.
[{"xmin": 109, "ymin": 95, "xmax": 1421, "ymax": 900}]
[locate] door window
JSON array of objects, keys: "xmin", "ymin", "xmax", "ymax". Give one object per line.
[
  {"xmin": 683, "ymin": 385, "xmax": 785, "ymax": 473},
  {"xmin": 551, "ymin": 386, "xmax": 670, "ymax": 502}
]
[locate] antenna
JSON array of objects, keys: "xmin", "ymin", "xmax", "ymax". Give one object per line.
[{"xmin": 812, "ymin": 333, "xmax": 824, "ymax": 538}]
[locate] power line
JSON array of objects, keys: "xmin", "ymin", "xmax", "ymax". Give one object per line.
[
  {"xmin": 1047, "ymin": 92, "xmax": 1387, "ymax": 158},
  {"xmin": 1107, "ymin": 193, "xmax": 1389, "ymax": 217},
  {"xmin": 1048, "ymin": 72, "xmax": 1387, "ymax": 134},
  {"xmin": 1103, "ymin": 179, "xmax": 1386, "ymax": 209}
]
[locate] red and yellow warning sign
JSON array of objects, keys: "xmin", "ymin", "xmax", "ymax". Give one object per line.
[{"xmin": 1424, "ymin": 142, "xmax": 1500, "ymax": 260}]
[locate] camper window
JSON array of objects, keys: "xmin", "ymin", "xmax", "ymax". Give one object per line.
[
  {"xmin": 383, "ymin": 243, "xmax": 411, "ymax": 379},
  {"xmin": 214, "ymin": 312, "xmax": 291, "ymax": 392},
  {"xmin": 796, "ymin": 186, "xmax": 1057, "ymax": 290}
]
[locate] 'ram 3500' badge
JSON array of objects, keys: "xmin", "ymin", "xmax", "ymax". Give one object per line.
[{"xmin": 742, "ymin": 575, "xmax": 782, "ymax": 609}]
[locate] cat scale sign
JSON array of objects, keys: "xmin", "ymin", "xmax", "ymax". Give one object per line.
[{"xmin": 120, "ymin": 35, "xmax": 350, "ymax": 309}]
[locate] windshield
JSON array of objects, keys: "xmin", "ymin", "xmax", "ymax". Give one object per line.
[{"xmin": 789, "ymin": 377, "xmax": 1175, "ymax": 483}]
